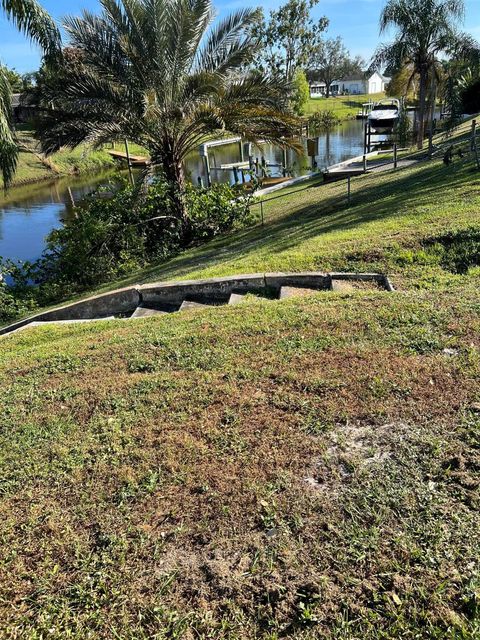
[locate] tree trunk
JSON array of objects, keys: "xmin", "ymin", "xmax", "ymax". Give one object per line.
[
  {"xmin": 163, "ymin": 158, "xmax": 188, "ymax": 223},
  {"xmin": 417, "ymin": 65, "xmax": 428, "ymax": 150},
  {"xmin": 152, "ymin": 144, "xmax": 191, "ymax": 240},
  {"xmin": 155, "ymin": 150, "xmax": 188, "ymax": 216},
  {"xmin": 325, "ymin": 83, "xmax": 330, "ymax": 98}
]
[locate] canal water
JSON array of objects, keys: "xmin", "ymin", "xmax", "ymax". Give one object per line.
[{"xmin": 1, "ymin": 120, "xmax": 368, "ymax": 264}]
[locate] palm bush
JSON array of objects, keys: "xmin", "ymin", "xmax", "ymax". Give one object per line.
[
  {"xmin": 34, "ymin": 0, "xmax": 300, "ymax": 230},
  {"xmin": 0, "ymin": 0, "xmax": 60, "ymax": 186},
  {"xmin": 373, "ymin": 0, "xmax": 475, "ymax": 149}
]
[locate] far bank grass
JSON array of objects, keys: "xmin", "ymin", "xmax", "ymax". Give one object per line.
[
  {"xmin": 1, "ymin": 130, "xmax": 117, "ymax": 189},
  {"xmin": 304, "ymin": 92, "xmax": 386, "ymax": 118}
]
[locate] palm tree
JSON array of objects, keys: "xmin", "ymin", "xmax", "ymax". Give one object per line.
[
  {"xmin": 0, "ymin": 0, "xmax": 60, "ymax": 186},
  {"xmin": 34, "ymin": 0, "xmax": 300, "ymax": 226},
  {"xmin": 373, "ymin": 0, "xmax": 474, "ymax": 149}
]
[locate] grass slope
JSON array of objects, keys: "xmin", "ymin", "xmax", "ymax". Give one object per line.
[
  {"xmin": 88, "ymin": 118, "xmax": 478, "ymax": 294},
  {"xmin": 0, "ymin": 121, "xmax": 479, "ymax": 638}
]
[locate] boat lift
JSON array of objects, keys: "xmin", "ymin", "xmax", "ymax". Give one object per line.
[{"xmin": 199, "ymin": 137, "xmax": 290, "ymax": 187}]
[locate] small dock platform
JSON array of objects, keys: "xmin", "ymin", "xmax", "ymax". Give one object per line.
[
  {"xmin": 107, "ymin": 150, "xmax": 150, "ymax": 167},
  {"xmin": 216, "ymin": 161, "xmax": 251, "ymax": 171}
]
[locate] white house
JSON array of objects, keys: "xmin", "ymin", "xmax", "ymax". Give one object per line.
[
  {"xmin": 367, "ymin": 71, "xmax": 390, "ymax": 94},
  {"xmin": 310, "ymin": 72, "xmax": 390, "ymax": 98}
]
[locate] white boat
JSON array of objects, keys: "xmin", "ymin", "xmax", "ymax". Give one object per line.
[{"xmin": 368, "ymin": 99, "xmax": 400, "ymax": 133}]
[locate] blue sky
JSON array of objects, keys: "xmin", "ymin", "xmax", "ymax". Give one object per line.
[{"xmin": 1, "ymin": 0, "xmax": 479, "ymax": 73}]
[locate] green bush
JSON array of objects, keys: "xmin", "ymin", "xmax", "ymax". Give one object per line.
[
  {"xmin": 308, "ymin": 110, "xmax": 340, "ymax": 133},
  {"xmin": 185, "ymin": 183, "xmax": 258, "ymax": 240},
  {"xmin": 0, "ymin": 264, "xmax": 38, "ymax": 323},
  {"xmin": 292, "ymin": 69, "xmax": 310, "ymax": 116},
  {"xmin": 393, "ymin": 106, "xmax": 412, "ymax": 148},
  {"xmin": 3, "ymin": 176, "xmax": 258, "ymax": 313}
]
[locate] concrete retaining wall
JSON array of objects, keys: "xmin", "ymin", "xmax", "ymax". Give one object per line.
[
  {"xmin": 0, "ymin": 287, "xmax": 140, "ymax": 336},
  {"xmin": 140, "ymin": 274, "xmax": 267, "ymax": 304},
  {"xmin": 0, "ymin": 272, "xmax": 394, "ymax": 337},
  {"xmin": 265, "ymin": 272, "xmax": 331, "ymax": 291}
]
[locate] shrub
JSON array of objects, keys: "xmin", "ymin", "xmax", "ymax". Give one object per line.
[
  {"xmin": 3, "ymin": 176, "xmax": 258, "ymax": 311},
  {"xmin": 33, "ymin": 180, "xmax": 165, "ymax": 299},
  {"xmin": 292, "ymin": 69, "xmax": 310, "ymax": 116},
  {"xmin": 185, "ymin": 183, "xmax": 257, "ymax": 241},
  {"xmin": 0, "ymin": 262, "xmax": 38, "ymax": 323},
  {"xmin": 308, "ymin": 110, "xmax": 340, "ymax": 134},
  {"xmin": 394, "ymin": 106, "xmax": 412, "ymax": 147}
]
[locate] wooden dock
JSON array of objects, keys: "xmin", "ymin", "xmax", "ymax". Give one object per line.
[{"xmin": 107, "ymin": 150, "xmax": 150, "ymax": 167}]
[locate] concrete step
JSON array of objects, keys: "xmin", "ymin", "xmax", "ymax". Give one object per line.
[
  {"xmin": 131, "ymin": 305, "xmax": 168, "ymax": 318},
  {"xmin": 228, "ymin": 293, "xmax": 248, "ymax": 305},
  {"xmin": 179, "ymin": 300, "xmax": 213, "ymax": 311},
  {"xmin": 331, "ymin": 279, "xmax": 356, "ymax": 292},
  {"xmin": 279, "ymin": 286, "xmax": 323, "ymax": 300}
]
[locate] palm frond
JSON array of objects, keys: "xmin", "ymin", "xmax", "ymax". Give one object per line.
[
  {"xmin": 194, "ymin": 8, "xmax": 257, "ymax": 74},
  {"xmin": 0, "ymin": 65, "xmax": 18, "ymax": 187},
  {"xmin": 1, "ymin": 0, "xmax": 61, "ymax": 58}
]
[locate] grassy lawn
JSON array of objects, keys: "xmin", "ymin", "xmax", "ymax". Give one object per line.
[
  {"xmin": 0, "ymin": 120, "xmax": 479, "ymax": 637},
  {"xmin": 304, "ymin": 93, "xmax": 386, "ymax": 118}
]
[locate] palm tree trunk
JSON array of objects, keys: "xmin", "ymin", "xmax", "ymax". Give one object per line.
[
  {"xmin": 417, "ymin": 65, "xmax": 428, "ymax": 149},
  {"xmin": 153, "ymin": 145, "xmax": 189, "ymax": 230},
  {"xmin": 164, "ymin": 159, "xmax": 188, "ymax": 224}
]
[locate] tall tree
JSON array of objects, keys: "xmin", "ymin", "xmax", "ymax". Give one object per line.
[
  {"xmin": 251, "ymin": 0, "xmax": 328, "ymax": 82},
  {"xmin": 0, "ymin": 0, "xmax": 60, "ymax": 186},
  {"xmin": 291, "ymin": 68, "xmax": 310, "ymax": 114},
  {"xmin": 308, "ymin": 37, "xmax": 363, "ymax": 97},
  {"xmin": 3, "ymin": 67, "xmax": 23, "ymax": 92},
  {"xmin": 373, "ymin": 0, "xmax": 475, "ymax": 149},
  {"xmin": 35, "ymin": 0, "xmax": 300, "ymax": 229}
]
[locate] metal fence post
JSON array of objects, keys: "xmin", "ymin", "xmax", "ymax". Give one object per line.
[{"xmin": 394, "ymin": 143, "xmax": 398, "ymax": 169}]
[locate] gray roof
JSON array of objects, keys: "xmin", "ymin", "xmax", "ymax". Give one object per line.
[{"xmin": 339, "ymin": 75, "xmax": 365, "ymax": 82}]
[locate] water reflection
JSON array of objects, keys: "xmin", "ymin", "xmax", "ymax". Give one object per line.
[{"xmin": 185, "ymin": 119, "xmax": 370, "ymax": 185}]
